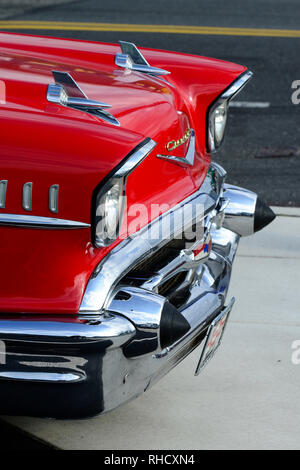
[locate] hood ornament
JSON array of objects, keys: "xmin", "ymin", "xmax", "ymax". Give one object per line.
[
  {"xmin": 115, "ymin": 41, "xmax": 170, "ymax": 77},
  {"xmin": 157, "ymin": 128, "xmax": 195, "ymax": 167},
  {"xmin": 47, "ymin": 71, "xmax": 120, "ymax": 126}
]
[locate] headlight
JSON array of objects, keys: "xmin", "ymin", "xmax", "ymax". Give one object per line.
[
  {"xmin": 91, "ymin": 138, "xmax": 157, "ymax": 248},
  {"xmin": 208, "ymin": 100, "xmax": 228, "ymax": 152},
  {"xmin": 207, "ymin": 70, "xmax": 253, "ymax": 153},
  {"xmin": 94, "ymin": 177, "xmax": 126, "ymax": 247}
]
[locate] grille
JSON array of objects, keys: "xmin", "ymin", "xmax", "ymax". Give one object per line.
[
  {"xmin": 131, "ymin": 224, "xmax": 200, "ymax": 273},
  {"xmin": 157, "ymin": 271, "xmax": 187, "ymax": 297},
  {"xmin": 120, "ymin": 223, "xmax": 204, "ymax": 308}
]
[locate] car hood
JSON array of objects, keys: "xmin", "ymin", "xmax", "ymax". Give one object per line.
[
  {"xmin": 0, "ymin": 34, "xmax": 245, "ymax": 313},
  {"xmin": 0, "ymin": 47, "xmax": 197, "ymax": 219}
]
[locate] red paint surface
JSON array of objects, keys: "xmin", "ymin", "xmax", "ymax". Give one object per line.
[{"xmin": 0, "ymin": 33, "xmax": 245, "ymax": 313}]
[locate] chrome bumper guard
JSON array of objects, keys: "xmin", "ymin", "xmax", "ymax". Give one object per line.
[{"xmin": 0, "ymin": 163, "xmax": 272, "ymax": 418}]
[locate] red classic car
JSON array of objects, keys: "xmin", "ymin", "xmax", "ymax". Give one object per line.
[{"xmin": 0, "ymin": 33, "xmax": 275, "ymax": 418}]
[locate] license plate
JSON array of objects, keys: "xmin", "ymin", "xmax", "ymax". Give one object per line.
[{"xmin": 195, "ymin": 297, "xmax": 235, "ymax": 375}]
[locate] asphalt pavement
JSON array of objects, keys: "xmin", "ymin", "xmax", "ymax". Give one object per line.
[{"xmin": 0, "ymin": 0, "xmax": 299, "ymax": 205}]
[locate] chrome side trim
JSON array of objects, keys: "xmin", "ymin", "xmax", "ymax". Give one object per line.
[
  {"xmin": 47, "ymin": 71, "xmax": 120, "ymax": 126},
  {"xmin": 0, "ymin": 180, "xmax": 7, "ymax": 209},
  {"xmin": 157, "ymin": 128, "xmax": 195, "ymax": 167},
  {"xmin": 115, "ymin": 41, "xmax": 170, "ymax": 76},
  {"xmin": 0, "ymin": 213, "xmax": 90, "ymax": 229}
]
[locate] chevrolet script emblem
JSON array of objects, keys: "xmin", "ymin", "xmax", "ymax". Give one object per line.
[
  {"xmin": 166, "ymin": 128, "xmax": 192, "ymax": 152},
  {"xmin": 157, "ymin": 128, "xmax": 195, "ymax": 167}
]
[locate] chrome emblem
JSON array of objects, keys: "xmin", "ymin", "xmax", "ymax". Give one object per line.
[
  {"xmin": 181, "ymin": 231, "xmax": 212, "ymax": 264},
  {"xmin": 166, "ymin": 128, "xmax": 192, "ymax": 152},
  {"xmin": 0, "ymin": 180, "xmax": 7, "ymax": 209},
  {"xmin": 157, "ymin": 128, "xmax": 195, "ymax": 167}
]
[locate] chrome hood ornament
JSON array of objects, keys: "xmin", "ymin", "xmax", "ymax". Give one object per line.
[
  {"xmin": 157, "ymin": 128, "xmax": 195, "ymax": 167},
  {"xmin": 47, "ymin": 71, "xmax": 120, "ymax": 126},
  {"xmin": 115, "ymin": 41, "xmax": 170, "ymax": 76}
]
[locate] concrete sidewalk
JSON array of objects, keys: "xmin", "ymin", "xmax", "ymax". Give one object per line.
[{"xmin": 2, "ymin": 207, "xmax": 300, "ymax": 450}]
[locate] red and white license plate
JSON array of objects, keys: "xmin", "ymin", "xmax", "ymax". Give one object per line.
[{"xmin": 195, "ymin": 298, "xmax": 235, "ymax": 375}]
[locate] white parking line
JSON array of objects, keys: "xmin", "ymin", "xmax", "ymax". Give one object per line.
[{"xmin": 229, "ymin": 101, "xmax": 270, "ymax": 108}]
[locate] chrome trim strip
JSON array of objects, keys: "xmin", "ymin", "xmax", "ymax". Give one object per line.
[
  {"xmin": 115, "ymin": 41, "xmax": 170, "ymax": 76},
  {"xmin": 0, "ymin": 371, "xmax": 83, "ymax": 383},
  {"xmin": 221, "ymin": 70, "xmax": 253, "ymax": 101},
  {"xmin": 22, "ymin": 182, "xmax": 33, "ymax": 211},
  {"xmin": 0, "ymin": 314, "xmax": 135, "ymax": 346},
  {"xmin": 157, "ymin": 129, "xmax": 195, "ymax": 167},
  {"xmin": 115, "ymin": 139, "xmax": 157, "ymax": 178},
  {"xmin": 0, "ymin": 180, "xmax": 7, "ymax": 209},
  {"xmin": 0, "ymin": 214, "xmax": 90, "ymax": 229}
]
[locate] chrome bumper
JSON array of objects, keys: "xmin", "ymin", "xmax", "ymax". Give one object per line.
[{"xmin": 0, "ymin": 163, "xmax": 275, "ymax": 418}]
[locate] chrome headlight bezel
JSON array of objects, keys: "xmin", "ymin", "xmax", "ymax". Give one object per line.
[
  {"xmin": 208, "ymin": 99, "xmax": 228, "ymax": 153},
  {"xmin": 93, "ymin": 176, "xmax": 126, "ymax": 247},
  {"xmin": 91, "ymin": 138, "xmax": 157, "ymax": 248},
  {"xmin": 207, "ymin": 70, "xmax": 253, "ymax": 153}
]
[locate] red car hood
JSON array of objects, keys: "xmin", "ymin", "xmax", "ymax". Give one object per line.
[{"xmin": 0, "ymin": 33, "xmax": 245, "ymax": 313}]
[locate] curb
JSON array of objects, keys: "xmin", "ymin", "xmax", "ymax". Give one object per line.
[{"xmin": 271, "ymin": 206, "xmax": 300, "ymax": 217}]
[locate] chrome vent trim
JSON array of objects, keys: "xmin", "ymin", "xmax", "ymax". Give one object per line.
[
  {"xmin": 22, "ymin": 182, "xmax": 33, "ymax": 211},
  {"xmin": 47, "ymin": 71, "xmax": 120, "ymax": 126}
]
